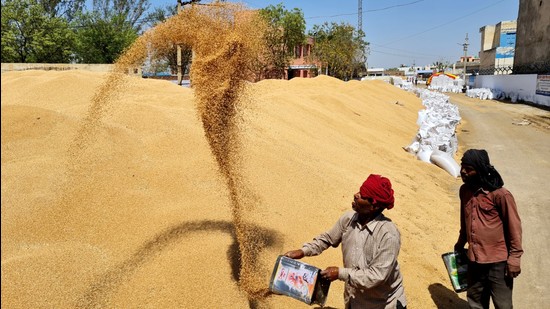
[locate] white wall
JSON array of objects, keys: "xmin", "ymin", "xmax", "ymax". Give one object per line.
[{"xmin": 473, "ymin": 74, "xmax": 550, "ymax": 107}]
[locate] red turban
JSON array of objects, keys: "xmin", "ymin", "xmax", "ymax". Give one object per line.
[{"xmin": 360, "ymin": 174, "xmax": 395, "ymax": 209}]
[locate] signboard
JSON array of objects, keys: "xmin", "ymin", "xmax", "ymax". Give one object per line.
[
  {"xmin": 500, "ymin": 30, "xmax": 516, "ymax": 48},
  {"xmin": 496, "ymin": 46, "xmax": 514, "ymax": 59},
  {"xmin": 536, "ymin": 75, "xmax": 550, "ymax": 96},
  {"xmin": 496, "ymin": 31, "xmax": 515, "ymax": 59}
]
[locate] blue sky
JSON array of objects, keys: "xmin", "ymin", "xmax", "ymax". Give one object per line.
[{"xmin": 150, "ymin": 0, "xmax": 519, "ymax": 69}]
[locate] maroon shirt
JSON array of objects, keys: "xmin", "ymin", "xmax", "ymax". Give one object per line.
[{"xmin": 456, "ymin": 185, "xmax": 523, "ymax": 267}]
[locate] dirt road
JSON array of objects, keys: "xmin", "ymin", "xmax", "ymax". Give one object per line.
[{"xmin": 447, "ymin": 92, "xmax": 550, "ymax": 308}]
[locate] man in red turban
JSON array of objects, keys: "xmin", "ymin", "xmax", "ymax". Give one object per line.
[{"xmin": 285, "ymin": 174, "xmax": 407, "ymax": 309}]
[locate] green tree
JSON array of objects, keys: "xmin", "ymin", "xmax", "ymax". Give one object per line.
[
  {"xmin": 433, "ymin": 59, "xmax": 451, "ymax": 72},
  {"xmin": 143, "ymin": 4, "xmax": 175, "ymax": 29},
  {"xmin": 71, "ymin": 0, "xmax": 150, "ymax": 64},
  {"xmin": 258, "ymin": 3, "xmax": 306, "ymax": 79},
  {"xmin": 309, "ymin": 22, "xmax": 368, "ymax": 80},
  {"xmin": 40, "ymin": 0, "xmax": 85, "ymax": 21},
  {"xmin": 1, "ymin": 0, "xmax": 75, "ymax": 63},
  {"xmin": 350, "ymin": 29, "xmax": 368, "ymax": 79},
  {"xmin": 93, "ymin": 0, "xmax": 150, "ymax": 32},
  {"xmin": 72, "ymin": 11, "xmax": 138, "ymax": 63}
]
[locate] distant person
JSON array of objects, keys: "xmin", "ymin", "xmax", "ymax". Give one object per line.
[
  {"xmin": 284, "ymin": 174, "xmax": 407, "ymax": 309},
  {"xmin": 454, "ymin": 149, "xmax": 523, "ymax": 309}
]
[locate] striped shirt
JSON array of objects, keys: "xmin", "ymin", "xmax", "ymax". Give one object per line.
[{"xmin": 301, "ymin": 211, "xmax": 407, "ymax": 309}]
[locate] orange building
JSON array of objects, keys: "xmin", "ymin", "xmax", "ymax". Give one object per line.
[{"xmin": 286, "ymin": 37, "xmax": 320, "ymax": 79}]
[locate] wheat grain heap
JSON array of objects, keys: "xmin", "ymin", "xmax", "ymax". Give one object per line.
[{"xmin": 1, "ymin": 2, "xmax": 467, "ymax": 308}]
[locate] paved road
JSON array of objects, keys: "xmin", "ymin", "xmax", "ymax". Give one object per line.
[{"xmin": 447, "ymin": 92, "xmax": 550, "ymax": 309}]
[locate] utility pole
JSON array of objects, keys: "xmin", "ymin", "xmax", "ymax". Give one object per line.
[
  {"xmin": 358, "ymin": 0, "xmax": 367, "ymax": 77},
  {"xmin": 358, "ymin": 0, "xmax": 362, "ymax": 32},
  {"xmin": 462, "ymin": 33, "xmax": 469, "ymax": 92}
]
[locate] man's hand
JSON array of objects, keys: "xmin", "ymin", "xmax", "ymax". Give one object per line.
[
  {"xmin": 506, "ymin": 263, "xmax": 521, "ymax": 278},
  {"xmin": 284, "ymin": 249, "xmax": 304, "ymax": 259},
  {"xmin": 320, "ymin": 266, "xmax": 339, "ymax": 281}
]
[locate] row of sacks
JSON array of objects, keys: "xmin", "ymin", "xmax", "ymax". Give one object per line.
[
  {"xmin": 467, "ymin": 87, "xmax": 539, "ymax": 103},
  {"xmin": 427, "ymin": 75, "xmax": 464, "ymax": 93},
  {"xmin": 403, "ymin": 88, "xmax": 462, "ymax": 177},
  {"xmin": 466, "ymin": 88, "xmax": 494, "ymax": 100},
  {"xmin": 389, "ymin": 77, "xmax": 414, "ymax": 91}
]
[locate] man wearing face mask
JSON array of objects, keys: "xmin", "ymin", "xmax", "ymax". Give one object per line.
[
  {"xmin": 454, "ymin": 149, "xmax": 523, "ymax": 309},
  {"xmin": 284, "ymin": 174, "xmax": 407, "ymax": 309}
]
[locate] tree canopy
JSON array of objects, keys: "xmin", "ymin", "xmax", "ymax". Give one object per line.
[
  {"xmin": 257, "ymin": 3, "xmax": 306, "ymax": 79},
  {"xmin": 1, "ymin": 0, "xmax": 150, "ymax": 64},
  {"xmin": 70, "ymin": 0, "xmax": 150, "ymax": 63},
  {"xmin": 40, "ymin": 0, "xmax": 85, "ymax": 21},
  {"xmin": 309, "ymin": 22, "xmax": 368, "ymax": 80},
  {"xmin": 72, "ymin": 11, "xmax": 139, "ymax": 63},
  {"xmin": 91, "ymin": 0, "xmax": 150, "ymax": 32},
  {"xmin": 1, "ymin": 0, "xmax": 371, "ymax": 80},
  {"xmin": 1, "ymin": 0, "xmax": 75, "ymax": 63}
]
